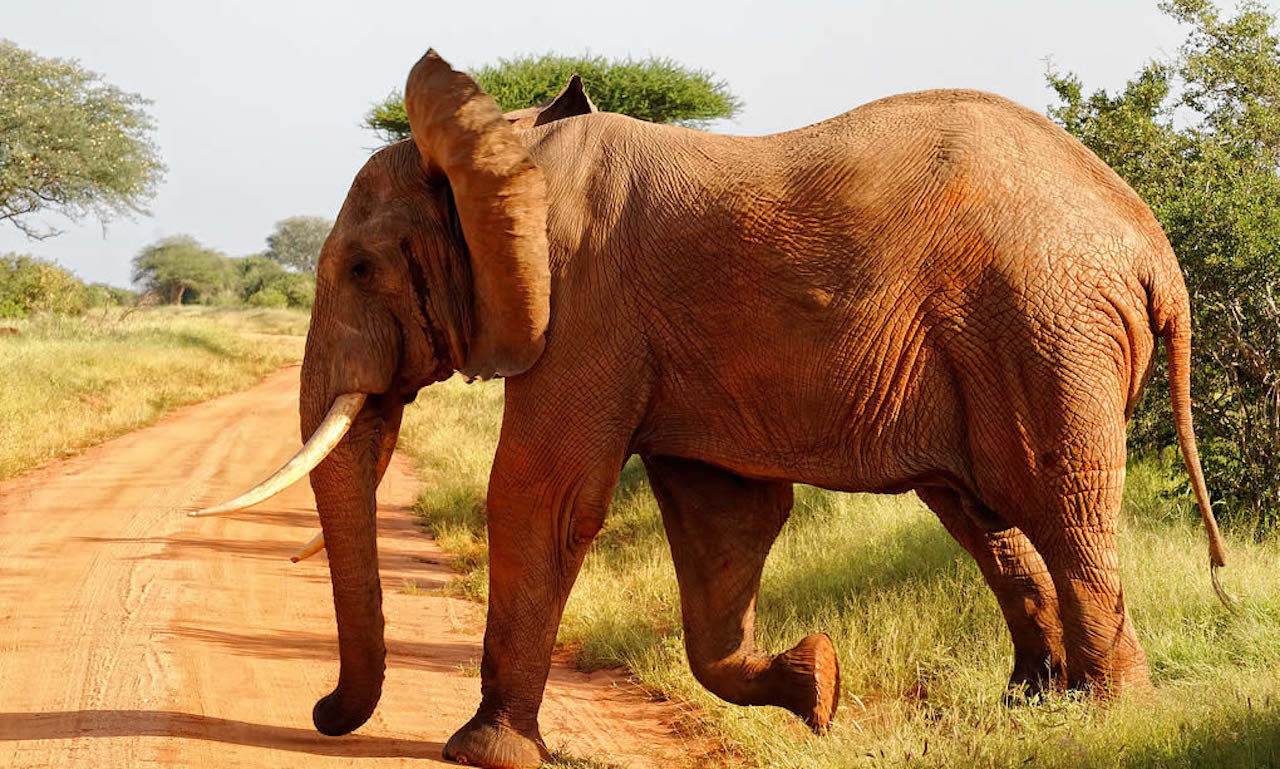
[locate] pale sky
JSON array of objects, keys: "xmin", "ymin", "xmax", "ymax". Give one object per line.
[{"xmin": 2, "ymin": 0, "xmax": 1199, "ymax": 288}]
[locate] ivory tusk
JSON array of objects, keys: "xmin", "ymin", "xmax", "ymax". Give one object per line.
[
  {"xmin": 190, "ymin": 393, "xmax": 366, "ymax": 517},
  {"xmin": 290, "ymin": 531, "xmax": 325, "ymax": 563}
]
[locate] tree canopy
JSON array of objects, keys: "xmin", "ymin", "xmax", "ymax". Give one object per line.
[
  {"xmin": 0, "ymin": 40, "xmax": 164, "ymax": 239},
  {"xmin": 366, "ymin": 53, "xmax": 742, "ymax": 144},
  {"xmin": 132, "ymin": 236, "xmax": 232, "ymax": 305},
  {"xmin": 1049, "ymin": 0, "xmax": 1280, "ymax": 531},
  {"xmin": 264, "ymin": 215, "xmax": 331, "ymax": 273}
]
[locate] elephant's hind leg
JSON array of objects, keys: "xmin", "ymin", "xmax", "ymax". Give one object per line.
[
  {"xmin": 1023, "ymin": 466, "xmax": 1151, "ymax": 696},
  {"xmin": 916, "ymin": 487, "xmax": 1065, "ymax": 701},
  {"xmin": 643, "ymin": 455, "xmax": 840, "ymax": 733}
]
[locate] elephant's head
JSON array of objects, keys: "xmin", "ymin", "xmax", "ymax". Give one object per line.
[{"xmin": 191, "ymin": 49, "xmax": 593, "ymax": 736}]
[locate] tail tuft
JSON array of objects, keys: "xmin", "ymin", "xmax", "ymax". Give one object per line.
[{"xmin": 1211, "ymin": 564, "xmax": 1238, "ymax": 613}]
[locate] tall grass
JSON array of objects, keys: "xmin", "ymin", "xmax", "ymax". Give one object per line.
[
  {"xmin": 400, "ymin": 379, "xmax": 1280, "ymax": 768},
  {"xmin": 0, "ymin": 306, "xmax": 306, "ymax": 479}
]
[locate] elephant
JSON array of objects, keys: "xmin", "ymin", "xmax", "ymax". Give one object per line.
[{"xmin": 195, "ymin": 49, "xmax": 1229, "ymax": 768}]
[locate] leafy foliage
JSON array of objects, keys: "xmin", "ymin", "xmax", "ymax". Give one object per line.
[
  {"xmin": 263, "ymin": 215, "xmax": 331, "ymax": 273},
  {"xmin": 232, "ymin": 254, "xmax": 314, "ymax": 308},
  {"xmin": 1049, "ymin": 0, "xmax": 1280, "ymax": 531},
  {"xmin": 0, "ymin": 40, "xmax": 164, "ymax": 239},
  {"xmin": 0, "ymin": 254, "xmax": 136, "ymax": 319},
  {"xmin": 366, "ymin": 53, "xmax": 741, "ymax": 144},
  {"xmin": 0, "ymin": 254, "xmax": 85, "ymax": 317},
  {"xmin": 81, "ymin": 282, "xmax": 136, "ymax": 309}
]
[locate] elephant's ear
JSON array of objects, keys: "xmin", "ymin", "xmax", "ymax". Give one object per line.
[
  {"xmin": 533, "ymin": 75, "xmax": 597, "ymax": 126},
  {"xmin": 405, "ymin": 49, "xmax": 550, "ymax": 380},
  {"xmin": 501, "ymin": 75, "xmax": 598, "ymax": 129}
]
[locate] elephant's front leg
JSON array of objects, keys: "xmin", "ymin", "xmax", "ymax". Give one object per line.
[
  {"xmin": 444, "ymin": 442, "xmax": 623, "ymax": 768},
  {"xmin": 916, "ymin": 487, "xmax": 1065, "ymax": 701},
  {"xmin": 644, "ymin": 455, "xmax": 840, "ymax": 733}
]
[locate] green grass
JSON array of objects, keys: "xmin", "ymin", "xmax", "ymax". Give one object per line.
[
  {"xmin": 0, "ymin": 306, "xmax": 306, "ymax": 479},
  {"xmin": 400, "ymin": 379, "xmax": 1280, "ymax": 768}
]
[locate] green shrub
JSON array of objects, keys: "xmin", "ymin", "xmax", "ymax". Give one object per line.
[
  {"xmin": 0, "ymin": 253, "xmax": 87, "ymax": 318},
  {"xmin": 247, "ymin": 287, "xmax": 288, "ymax": 308},
  {"xmin": 278, "ymin": 271, "xmax": 315, "ymax": 309}
]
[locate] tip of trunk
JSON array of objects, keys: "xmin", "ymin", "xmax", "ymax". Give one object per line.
[{"xmin": 312, "ymin": 685, "xmax": 382, "ymax": 736}]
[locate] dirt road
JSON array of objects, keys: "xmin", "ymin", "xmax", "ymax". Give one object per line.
[{"xmin": 0, "ymin": 366, "xmax": 699, "ymax": 768}]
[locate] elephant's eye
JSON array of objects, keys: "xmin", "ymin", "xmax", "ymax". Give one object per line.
[{"xmin": 350, "ymin": 259, "xmax": 372, "ymax": 282}]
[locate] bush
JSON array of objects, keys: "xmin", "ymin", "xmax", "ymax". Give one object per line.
[
  {"xmin": 279, "ymin": 272, "xmax": 314, "ymax": 309},
  {"xmin": 0, "ymin": 253, "xmax": 86, "ymax": 318},
  {"xmin": 231, "ymin": 254, "xmax": 314, "ymax": 309},
  {"xmin": 83, "ymin": 282, "xmax": 136, "ymax": 309},
  {"xmin": 247, "ymin": 287, "xmax": 288, "ymax": 308}
]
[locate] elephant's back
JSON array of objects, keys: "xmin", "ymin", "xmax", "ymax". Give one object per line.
[{"xmin": 777, "ymin": 88, "xmax": 1167, "ymax": 255}]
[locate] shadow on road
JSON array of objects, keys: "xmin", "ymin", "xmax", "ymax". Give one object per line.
[{"xmin": 0, "ymin": 710, "xmax": 444, "ymax": 759}]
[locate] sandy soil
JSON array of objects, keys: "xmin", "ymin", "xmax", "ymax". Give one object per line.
[{"xmin": 0, "ymin": 366, "xmax": 702, "ymax": 768}]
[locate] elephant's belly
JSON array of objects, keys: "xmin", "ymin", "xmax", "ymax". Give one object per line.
[{"xmin": 633, "ymin": 359, "xmax": 959, "ymax": 494}]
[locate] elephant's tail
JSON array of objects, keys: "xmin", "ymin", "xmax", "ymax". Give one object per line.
[{"xmin": 1153, "ymin": 279, "xmax": 1233, "ymax": 608}]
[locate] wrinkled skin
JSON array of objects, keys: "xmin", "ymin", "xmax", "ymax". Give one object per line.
[{"xmin": 300, "ymin": 51, "xmax": 1218, "ymax": 768}]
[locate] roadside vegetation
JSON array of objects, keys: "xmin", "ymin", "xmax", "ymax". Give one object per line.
[
  {"xmin": 0, "ymin": 306, "xmax": 306, "ymax": 479},
  {"xmin": 400, "ymin": 379, "xmax": 1280, "ymax": 769}
]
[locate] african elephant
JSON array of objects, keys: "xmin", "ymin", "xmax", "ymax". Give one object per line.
[{"xmin": 197, "ymin": 49, "xmax": 1228, "ymax": 768}]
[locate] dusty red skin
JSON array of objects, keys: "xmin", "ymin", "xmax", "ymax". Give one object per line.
[{"xmin": 295, "ymin": 49, "xmax": 1224, "ymax": 768}]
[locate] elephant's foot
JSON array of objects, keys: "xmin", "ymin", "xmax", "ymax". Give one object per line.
[
  {"xmin": 1001, "ymin": 653, "xmax": 1066, "ymax": 705},
  {"xmin": 444, "ymin": 715, "xmax": 549, "ymax": 769},
  {"xmin": 768, "ymin": 632, "xmax": 841, "ymax": 734},
  {"xmin": 1066, "ymin": 656, "xmax": 1153, "ymax": 700}
]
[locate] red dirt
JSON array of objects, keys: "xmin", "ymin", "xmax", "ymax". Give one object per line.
[{"xmin": 0, "ymin": 366, "xmax": 703, "ymax": 768}]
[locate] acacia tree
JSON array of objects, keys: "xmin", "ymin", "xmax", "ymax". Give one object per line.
[
  {"xmin": 1048, "ymin": 0, "xmax": 1280, "ymax": 531},
  {"xmin": 366, "ymin": 53, "xmax": 741, "ymax": 144},
  {"xmin": 131, "ymin": 236, "xmax": 230, "ymax": 305},
  {"xmin": 0, "ymin": 40, "xmax": 164, "ymax": 239},
  {"xmin": 264, "ymin": 215, "xmax": 331, "ymax": 273}
]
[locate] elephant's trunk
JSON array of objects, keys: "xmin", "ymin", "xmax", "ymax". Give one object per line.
[{"xmin": 303, "ymin": 380, "xmax": 401, "ymax": 736}]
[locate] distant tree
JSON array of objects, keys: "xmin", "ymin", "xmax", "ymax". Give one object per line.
[
  {"xmin": 264, "ymin": 216, "xmax": 331, "ymax": 273},
  {"xmin": 0, "ymin": 253, "xmax": 86, "ymax": 317},
  {"xmin": 0, "ymin": 40, "xmax": 164, "ymax": 239},
  {"xmin": 366, "ymin": 53, "xmax": 742, "ymax": 144},
  {"xmin": 1048, "ymin": 0, "xmax": 1280, "ymax": 531},
  {"xmin": 131, "ymin": 236, "xmax": 231, "ymax": 305}
]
